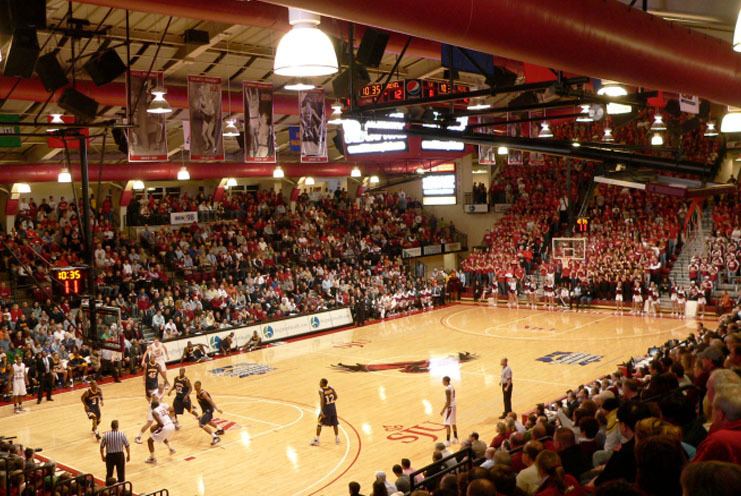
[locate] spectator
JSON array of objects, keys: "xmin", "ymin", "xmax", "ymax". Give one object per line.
[
  {"xmin": 391, "ymin": 464, "xmax": 410, "ymax": 493},
  {"xmin": 516, "ymin": 440, "xmax": 545, "ymax": 495},
  {"xmin": 680, "ymin": 461, "xmax": 741, "ymax": 496},
  {"xmin": 693, "ymin": 383, "xmax": 741, "ymax": 463},
  {"xmin": 635, "ymin": 436, "xmax": 686, "ymax": 496},
  {"xmin": 533, "ymin": 450, "xmax": 585, "ymax": 496}
]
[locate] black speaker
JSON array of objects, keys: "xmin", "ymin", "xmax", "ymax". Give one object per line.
[
  {"xmin": 112, "ymin": 127, "xmax": 128, "ymax": 154},
  {"xmin": 332, "ymin": 131, "xmax": 345, "ymax": 155},
  {"xmin": 356, "ymin": 28, "xmax": 389, "ymax": 68},
  {"xmin": 83, "ymin": 48, "xmax": 126, "ymax": 86},
  {"xmin": 0, "ymin": 0, "xmax": 46, "ymax": 33},
  {"xmin": 1, "ymin": 26, "xmax": 39, "ymax": 77},
  {"xmin": 35, "ymin": 52, "xmax": 68, "ymax": 92},
  {"xmin": 664, "ymin": 99, "xmax": 681, "ymax": 118},
  {"xmin": 58, "ymin": 88, "xmax": 99, "ymax": 121},
  {"xmin": 184, "ymin": 28, "xmax": 209, "ymax": 45},
  {"xmin": 332, "ymin": 66, "xmax": 370, "ymax": 99},
  {"xmin": 331, "ymin": 36, "xmax": 351, "ymax": 67},
  {"xmin": 491, "ymin": 66, "xmax": 517, "ymax": 87}
]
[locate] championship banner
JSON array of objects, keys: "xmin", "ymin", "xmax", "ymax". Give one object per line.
[
  {"xmin": 507, "ymin": 114, "xmax": 523, "ymax": 165},
  {"xmin": 528, "ymin": 109, "xmax": 545, "ymax": 165},
  {"xmin": 127, "ymin": 71, "xmax": 168, "ymax": 162},
  {"xmin": 187, "ymin": 75, "xmax": 225, "ymax": 161},
  {"xmin": 243, "ymin": 81, "xmax": 276, "ymax": 163},
  {"xmin": 0, "ymin": 114, "xmax": 20, "ymax": 148},
  {"xmin": 477, "ymin": 117, "xmax": 497, "ymax": 165},
  {"xmin": 299, "ymin": 89, "xmax": 328, "ymax": 163}
]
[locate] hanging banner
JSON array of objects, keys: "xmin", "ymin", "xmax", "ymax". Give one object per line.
[
  {"xmin": 182, "ymin": 121, "xmax": 191, "ymax": 151},
  {"xmin": 127, "ymin": 70, "xmax": 168, "ymax": 162},
  {"xmin": 679, "ymin": 94, "xmax": 699, "ymax": 115},
  {"xmin": 187, "ymin": 75, "xmax": 224, "ymax": 161},
  {"xmin": 47, "ymin": 115, "xmax": 90, "ymax": 149},
  {"xmin": 0, "ymin": 115, "xmax": 20, "ymax": 148},
  {"xmin": 528, "ymin": 109, "xmax": 545, "ymax": 165},
  {"xmin": 477, "ymin": 117, "xmax": 497, "ymax": 165},
  {"xmin": 507, "ymin": 114, "xmax": 523, "ymax": 165},
  {"xmin": 299, "ymin": 89, "xmax": 328, "ymax": 163},
  {"xmin": 243, "ymin": 81, "xmax": 276, "ymax": 163},
  {"xmin": 288, "ymin": 126, "xmax": 301, "ymax": 152}
]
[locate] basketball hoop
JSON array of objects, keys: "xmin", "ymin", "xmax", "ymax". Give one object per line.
[{"xmin": 552, "ymin": 237, "xmax": 586, "ymax": 269}]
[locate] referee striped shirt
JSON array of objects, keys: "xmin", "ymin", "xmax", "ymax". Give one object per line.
[{"xmin": 100, "ymin": 431, "xmax": 129, "ymax": 454}]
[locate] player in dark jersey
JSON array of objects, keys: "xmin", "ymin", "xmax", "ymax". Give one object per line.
[
  {"xmin": 194, "ymin": 381, "xmax": 224, "ymax": 445},
  {"xmin": 144, "ymin": 355, "xmax": 167, "ymax": 400},
  {"xmin": 168, "ymin": 368, "xmax": 196, "ymax": 429},
  {"xmin": 81, "ymin": 381, "xmax": 104, "ymax": 441},
  {"xmin": 310, "ymin": 378, "xmax": 339, "ymax": 446}
]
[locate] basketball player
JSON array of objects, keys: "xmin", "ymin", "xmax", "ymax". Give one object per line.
[
  {"xmin": 168, "ymin": 368, "xmax": 196, "ymax": 429},
  {"xmin": 144, "ymin": 398, "xmax": 177, "ymax": 464},
  {"xmin": 143, "ymin": 354, "xmax": 168, "ymax": 401},
  {"xmin": 142, "ymin": 338, "xmax": 170, "ymax": 387},
  {"xmin": 81, "ymin": 380, "xmax": 104, "ymax": 440},
  {"xmin": 12, "ymin": 355, "xmax": 28, "ymax": 413},
  {"xmin": 135, "ymin": 391, "xmax": 162, "ymax": 444},
  {"xmin": 194, "ymin": 381, "xmax": 224, "ymax": 446},
  {"xmin": 310, "ymin": 378, "xmax": 340, "ymax": 446},
  {"xmin": 439, "ymin": 376, "xmax": 458, "ymax": 446}
]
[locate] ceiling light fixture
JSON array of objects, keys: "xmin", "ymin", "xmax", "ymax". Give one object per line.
[
  {"xmin": 602, "ymin": 127, "xmax": 615, "ymax": 142},
  {"xmin": 328, "ymin": 103, "xmax": 344, "ymax": 125},
  {"xmin": 650, "ymin": 133, "xmax": 664, "ymax": 146},
  {"xmin": 704, "ymin": 122, "xmax": 718, "ymax": 137},
  {"xmin": 466, "ymin": 100, "xmax": 491, "ymax": 111},
  {"xmin": 597, "ymin": 82, "xmax": 631, "ymax": 115},
  {"xmin": 734, "ymin": 8, "xmax": 741, "ymax": 52},
  {"xmin": 538, "ymin": 121, "xmax": 553, "ymax": 138},
  {"xmin": 225, "ymin": 177, "xmax": 238, "ymax": 188},
  {"xmin": 147, "ymin": 87, "xmax": 172, "ymax": 114},
  {"xmin": 57, "ymin": 168, "xmax": 72, "ymax": 183},
  {"xmin": 572, "ymin": 141, "xmax": 581, "ymax": 148},
  {"xmin": 274, "ymin": 8, "xmax": 338, "ymax": 78},
  {"xmin": 576, "ymin": 104, "xmax": 593, "ymax": 123},
  {"xmin": 416, "ymin": 167, "xmax": 426, "ymax": 175},
  {"xmin": 16, "ymin": 183, "xmax": 31, "ymax": 194},
  {"xmin": 304, "ymin": 176, "xmax": 315, "ymax": 186},
  {"xmin": 177, "ymin": 166, "xmax": 190, "ymax": 181},
  {"xmin": 650, "ymin": 114, "xmax": 667, "ymax": 132},
  {"xmin": 131, "ymin": 180, "xmax": 145, "ymax": 191},
  {"xmin": 223, "ymin": 118, "xmax": 240, "ymax": 137},
  {"xmin": 351, "ymin": 166, "xmax": 362, "ymax": 178},
  {"xmin": 284, "ymin": 81, "xmax": 316, "ymax": 92},
  {"xmin": 273, "ymin": 166, "xmax": 285, "ymax": 179},
  {"xmin": 497, "ymin": 146, "xmax": 509, "ymax": 156},
  {"xmin": 721, "ymin": 108, "xmax": 741, "ymax": 133},
  {"xmin": 47, "ymin": 113, "xmax": 65, "ymax": 132},
  {"xmin": 369, "ymin": 175, "xmax": 380, "ymax": 184}
]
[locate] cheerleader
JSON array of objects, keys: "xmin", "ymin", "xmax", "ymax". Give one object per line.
[
  {"xmin": 615, "ymin": 281, "xmax": 624, "ymax": 315},
  {"xmin": 669, "ymin": 282, "xmax": 678, "ymax": 317},
  {"xmin": 676, "ymin": 285, "xmax": 687, "ymax": 319},
  {"xmin": 507, "ymin": 277, "xmax": 519, "ymax": 309},
  {"xmin": 647, "ymin": 282, "xmax": 659, "ymax": 317},
  {"xmin": 544, "ymin": 281, "xmax": 555, "ymax": 310},
  {"xmin": 631, "ymin": 281, "xmax": 644, "ymax": 315},
  {"xmin": 526, "ymin": 276, "xmax": 538, "ymax": 310},
  {"xmin": 697, "ymin": 278, "xmax": 710, "ymax": 319}
]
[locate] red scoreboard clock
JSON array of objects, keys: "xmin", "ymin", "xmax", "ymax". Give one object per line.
[
  {"xmin": 51, "ymin": 267, "xmax": 88, "ymax": 297},
  {"xmin": 577, "ymin": 217, "xmax": 589, "ymax": 233}
]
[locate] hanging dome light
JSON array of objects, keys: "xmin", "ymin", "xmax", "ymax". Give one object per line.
[
  {"xmin": 351, "ymin": 166, "xmax": 362, "ymax": 178},
  {"xmin": 602, "ymin": 127, "xmax": 615, "ymax": 142},
  {"xmin": 651, "ymin": 133, "xmax": 664, "ymax": 146},
  {"xmin": 576, "ymin": 104, "xmax": 593, "ymax": 123},
  {"xmin": 328, "ymin": 103, "xmax": 344, "ymax": 125},
  {"xmin": 177, "ymin": 166, "xmax": 190, "ymax": 181},
  {"xmin": 416, "ymin": 166, "xmax": 426, "ymax": 175},
  {"xmin": 16, "ymin": 183, "xmax": 31, "ymax": 194},
  {"xmin": 147, "ymin": 87, "xmax": 172, "ymax": 114},
  {"xmin": 304, "ymin": 176, "xmax": 315, "ymax": 186},
  {"xmin": 223, "ymin": 118, "xmax": 240, "ymax": 137},
  {"xmin": 734, "ymin": 8, "xmax": 741, "ymax": 52},
  {"xmin": 47, "ymin": 113, "xmax": 65, "ymax": 132},
  {"xmin": 538, "ymin": 121, "xmax": 553, "ymax": 138},
  {"xmin": 597, "ymin": 82, "xmax": 631, "ymax": 115},
  {"xmin": 274, "ymin": 8, "xmax": 338, "ymax": 78},
  {"xmin": 572, "ymin": 141, "xmax": 581, "ymax": 148},
  {"xmin": 704, "ymin": 122, "xmax": 719, "ymax": 137},
  {"xmin": 57, "ymin": 168, "xmax": 72, "ymax": 183},
  {"xmin": 131, "ymin": 180, "xmax": 145, "ymax": 191},
  {"xmin": 273, "ymin": 166, "xmax": 285, "ymax": 179},
  {"xmin": 466, "ymin": 99, "xmax": 491, "ymax": 111},
  {"xmin": 284, "ymin": 81, "xmax": 316, "ymax": 92},
  {"xmin": 369, "ymin": 175, "xmax": 380, "ymax": 184},
  {"xmin": 497, "ymin": 145, "xmax": 509, "ymax": 155},
  {"xmin": 721, "ymin": 108, "xmax": 741, "ymax": 133},
  {"xmin": 225, "ymin": 177, "xmax": 238, "ymax": 188},
  {"xmin": 650, "ymin": 114, "xmax": 667, "ymax": 132}
]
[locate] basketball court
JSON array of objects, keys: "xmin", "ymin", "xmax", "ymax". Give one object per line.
[{"xmin": 3, "ymin": 304, "xmax": 703, "ymax": 495}]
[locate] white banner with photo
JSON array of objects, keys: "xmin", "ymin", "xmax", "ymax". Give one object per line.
[
  {"xmin": 127, "ymin": 71, "xmax": 168, "ymax": 162},
  {"xmin": 507, "ymin": 114, "xmax": 523, "ymax": 165},
  {"xmin": 170, "ymin": 211, "xmax": 198, "ymax": 225},
  {"xmin": 187, "ymin": 75, "xmax": 225, "ymax": 161},
  {"xmin": 679, "ymin": 94, "xmax": 699, "ymax": 114},
  {"xmin": 477, "ymin": 117, "xmax": 497, "ymax": 165},
  {"xmin": 243, "ymin": 81, "xmax": 276, "ymax": 163},
  {"xmin": 299, "ymin": 89, "xmax": 328, "ymax": 163},
  {"xmin": 161, "ymin": 307, "xmax": 353, "ymax": 362},
  {"xmin": 528, "ymin": 109, "xmax": 545, "ymax": 165}
]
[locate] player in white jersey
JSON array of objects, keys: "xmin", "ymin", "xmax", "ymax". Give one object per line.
[
  {"xmin": 439, "ymin": 376, "xmax": 458, "ymax": 446},
  {"xmin": 145, "ymin": 398, "xmax": 177, "ymax": 464},
  {"xmin": 136, "ymin": 389, "xmax": 163, "ymax": 444},
  {"xmin": 143, "ymin": 338, "xmax": 170, "ymax": 387},
  {"xmin": 12, "ymin": 355, "xmax": 28, "ymax": 413}
]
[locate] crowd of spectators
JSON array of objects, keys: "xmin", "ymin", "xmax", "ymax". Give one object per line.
[{"xmin": 353, "ymin": 302, "xmax": 741, "ymax": 496}]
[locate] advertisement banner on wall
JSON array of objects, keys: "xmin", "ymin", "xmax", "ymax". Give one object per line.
[
  {"xmin": 243, "ymin": 81, "xmax": 276, "ymax": 163},
  {"xmin": 161, "ymin": 308, "xmax": 353, "ymax": 362},
  {"xmin": 127, "ymin": 71, "xmax": 169, "ymax": 162},
  {"xmin": 0, "ymin": 114, "xmax": 20, "ymax": 148},
  {"xmin": 188, "ymin": 75, "xmax": 225, "ymax": 161},
  {"xmin": 299, "ymin": 89, "xmax": 328, "ymax": 163},
  {"xmin": 170, "ymin": 211, "xmax": 198, "ymax": 225}
]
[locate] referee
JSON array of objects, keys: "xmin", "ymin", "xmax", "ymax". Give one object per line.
[{"xmin": 99, "ymin": 420, "xmax": 130, "ymax": 482}]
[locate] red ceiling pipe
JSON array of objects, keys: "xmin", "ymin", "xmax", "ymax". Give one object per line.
[
  {"xmin": 0, "ymin": 161, "xmax": 429, "ymax": 183},
  {"xmin": 262, "ymin": 0, "xmax": 741, "ymax": 107},
  {"xmin": 0, "ymin": 77, "xmax": 306, "ymax": 115}
]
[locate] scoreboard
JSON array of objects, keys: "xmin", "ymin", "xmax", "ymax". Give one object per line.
[
  {"xmin": 51, "ymin": 266, "xmax": 88, "ymax": 297},
  {"xmin": 358, "ymin": 79, "xmax": 470, "ymax": 105}
]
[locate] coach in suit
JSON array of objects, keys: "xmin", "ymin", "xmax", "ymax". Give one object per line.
[{"xmin": 35, "ymin": 351, "xmax": 53, "ymax": 403}]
